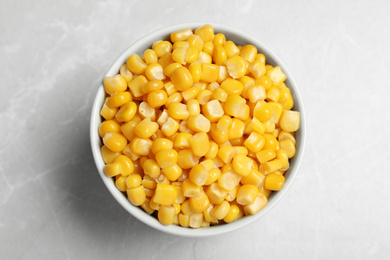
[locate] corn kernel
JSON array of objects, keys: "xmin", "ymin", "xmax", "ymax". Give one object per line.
[
  {"xmin": 164, "ymin": 81, "xmax": 177, "ymax": 96},
  {"xmin": 218, "ymin": 170, "xmax": 242, "ymax": 191},
  {"xmin": 205, "ymin": 141, "xmax": 219, "ymax": 160},
  {"xmin": 246, "ymin": 85, "xmax": 266, "ymax": 103},
  {"xmin": 244, "ymin": 132, "xmax": 265, "ymax": 153},
  {"xmin": 210, "ymin": 200, "xmax": 230, "ymax": 220},
  {"xmin": 217, "ymin": 145, "xmax": 235, "ymax": 164},
  {"xmin": 201, "ymin": 99, "xmax": 224, "ymax": 123},
  {"xmin": 244, "ymin": 193, "xmax": 268, "ymax": 215},
  {"xmin": 187, "ymin": 114, "xmax": 211, "ymax": 133},
  {"xmin": 103, "ymin": 132, "xmax": 127, "ymax": 153},
  {"xmin": 107, "ymin": 91, "xmax": 131, "ymax": 108},
  {"xmin": 119, "ymin": 64, "xmax": 133, "ymax": 83},
  {"xmin": 144, "ymin": 49, "xmax": 158, "ymax": 64},
  {"xmin": 171, "ymin": 66, "xmax": 193, "ymax": 91},
  {"xmin": 127, "ymin": 54, "xmax": 147, "ymax": 75},
  {"xmin": 129, "ymin": 137, "xmax": 152, "ymax": 156},
  {"xmin": 98, "ymin": 120, "xmax": 121, "ymax": 138},
  {"xmin": 100, "ymin": 98, "xmax": 118, "ymax": 120},
  {"xmin": 205, "ymin": 183, "xmax": 227, "ymax": 204},
  {"xmin": 127, "ymin": 185, "xmax": 146, "ymax": 206},
  {"xmin": 134, "ymin": 118, "xmax": 159, "ymax": 139},
  {"xmin": 280, "ymin": 110, "xmax": 300, "ymax": 132},
  {"xmin": 223, "ymin": 203, "xmax": 241, "ymax": 223},
  {"xmin": 256, "ymin": 149, "xmax": 276, "ymax": 164},
  {"xmin": 165, "ymin": 92, "xmax": 183, "ymax": 108},
  {"xmin": 182, "ymin": 179, "xmax": 202, "ymax": 198},
  {"xmin": 152, "ymin": 183, "xmax": 178, "ymax": 206},
  {"xmin": 267, "ymin": 66, "xmax": 286, "ymax": 86},
  {"xmin": 103, "ymin": 74, "xmax": 128, "ymax": 95},
  {"xmin": 224, "ymin": 55, "xmax": 247, "ymax": 79},
  {"xmin": 194, "ymin": 24, "xmax": 214, "ymax": 42},
  {"xmin": 248, "ymin": 60, "xmax": 266, "ymax": 79},
  {"xmin": 253, "ymin": 101, "xmax": 271, "ymax": 122},
  {"xmin": 161, "ymin": 117, "xmax": 180, "ymax": 137},
  {"xmin": 113, "ymin": 155, "xmax": 134, "ymax": 176},
  {"xmin": 181, "ymin": 86, "xmax": 199, "ymax": 101},
  {"xmin": 224, "ymin": 41, "xmax": 240, "ymax": 58},
  {"xmin": 125, "ymin": 173, "xmax": 142, "ymax": 189},
  {"xmin": 236, "ymin": 184, "xmax": 259, "ymax": 205},
  {"xmin": 280, "ymin": 139, "xmax": 296, "ymax": 158},
  {"xmin": 276, "ymin": 149, "xmax": 289, "ymax": 170},
  {"xmin": 171, "ymin": 28, "xmax": 193, "ymax": 42},
  {"xmin": 278, "ymin": 87, "xmax": 294, "ymax": 110},
  {"xmin": 158, "ymin": 205, "xmax": 175, "ymax": 225},
  {"xmin": 259, "ymin": 159, "xmax": 283, "ymax": 175},
  {"xmin": 189, "ymin": 190, "xmax": 210, "ymax": 213},
  {"xmin": 200, "ymin": 63, "xmax": 219, "ymax": 83},
  {"xmin": 161, "ymin": 164, "xmax": 183, "ymax": 182},
  {"xmin": 241, "ymin": 169, "xmax": 265, "ymax": 187},
  {"xmin": 179, "ymin": 213, "xmax": 190, "ymax": 227},
  {"xmin": 153, "ymin": 40, "xmax": 172, "ymax": 57},
  {"xmin": 265, "ymin": 173, "xmax": 285, "ymax": 191},
  {"xmin": 244, "ymin": 117, "xmax": 265, "ymax": 135},
  {"xmin": 187, "ymin": 34, "xmax": 204, "ymax": 52},
  {"xmin": 155, "ymin": 149, "xmax": 178, "ymax": 168},
  {"xmin": 263, "ymin": 134, "xmax": 279, "ymax": 150},
  {"xmin": 229, "ymin": 118, "xmax": 245, "ymax": 140},
  {"xmin": 209, "ymin": 123, "xmax": 229, "ymax": 144},
  {"xmin": 213, "ymin": 45, "xmax": 227, "ymax": 65},
  {"xmin": 168, "ymin": 102, "xmax": 189, "ymax": 120},
  {"xmin": 232, "ymin": 154, "xmax": 253, "ymax": 176},
  {"xmin": 195, "ymin": 51, "xmax": 212, "ymax": 64},
  {"xmin": 100, "ymin": 145, "xmax": 121, "ymax": 164},
  {"xmin": 104, "ymin": 162, "xmax": 122, "ymax": 177}
]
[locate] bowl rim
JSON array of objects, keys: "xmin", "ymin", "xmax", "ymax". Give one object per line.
[{"xmin": 90, "ymin": 22, "xmax": 306, "ymax": 237}]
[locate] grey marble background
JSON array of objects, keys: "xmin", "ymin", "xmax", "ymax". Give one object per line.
[{"xmin": 1, "ymin": 0, "xmax": 390, "ymax": 259}]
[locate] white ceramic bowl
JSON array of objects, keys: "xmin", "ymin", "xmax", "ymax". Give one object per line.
[{"xmin": 90, "ymin": 23, "xmax": 306, "ymax": 237}]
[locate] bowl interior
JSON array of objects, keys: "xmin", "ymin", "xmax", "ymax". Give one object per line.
[{"xmin": 90, "ymin": 22, "xmax": 305, "ymax": 237}]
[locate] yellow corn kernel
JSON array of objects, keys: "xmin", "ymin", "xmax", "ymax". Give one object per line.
[
  {"xmin": 276, "ymin": 149, "xmax": 290, "ymax": 170},
  {"xmin": 256, "ymin": 149, "xmax": 276, "ymax": 164},
  {"xmin": 144, "ymin": 63, "xmax": 165, "ymax": 81},
  {"xmin": 181, "ymin": 86, "xmax": 199, "ymax": 101},
  {"xmin": 113, "ymin": 155, "xmax": 134, "ymax": 176},
  {"xmin": 125, "ymin": 173, "xmax": 142, "ymax": 189},
  {"xmin": 280, "ymin": 110, "xmax": 300, "ymax": 132},
  {"xmin": 157, "ymin": 52, "xmax": 173, "ymax": 69},
  {"xmin": 122, "ymin": 145, "xmax": 140, "ymax": 161},
  {"xmin": 217, "ymin": 145, "xmax": 235, "ymax": 164},
  {"xmin": 253, "ymin": 101, "xmax": 271, "ymax": 122},
  {"xmin": 173, "ymin": 184, "xmax": 185, "ymax": 204},
  {"xmin": 98, "ymin": 120, "xmax": 121, "ymax": 138},
  {"xmin": 201, "ymin": 100, "xmax": 224, "ymax": 123},
  {"xmin": 141, "ymin": 198, "xmax": 155, "ymax": 215},
  {"xmin": 177, "ymin": 149, "xmax": 200, "ymax": 169},
  {"xmin": 179, "ymin": 213, "xmax": 190, "ymax": 227},
  {"xmin": 103, "ymin": 74, "xmax": 127, "ymax": 95},
  {"xmin": 172, "ymin": 203, "xmax": 181, "ymax": 215},
  {"xmin": 203, "ymin": 41, "xmax": 214, "ymax": 56},
  {"xmin": 171, "ymin": 28, "xmax": 193, "ymax": 42},
  {"xmin": 278, "ymin": 87, "xmax": 294, "ymax": 110},
  {"xmin": 266, "ymin": 87, "xmax": 280, "ymax": 102},
  {"xmin": 171, "ymin": 66, "xmax": 193, "ymax": 91},
  {"xmin": 200, "ymin": 63, "xmax": 219, "ymax": 83},
  {"xmin": 107, "ymin": 91, "xmax": 131, "ymax": 108},
  {"xmin": 150, "ymin": 138, "xmax": 173, "ymax": 155},
  {"xmin": 267, "ymin": 102, "xmax": 283, "ymax": 124},
  {"xmin": 224, "ymin": 40, "xmax": 240, "ymax": 58},
  {"xmin": 209, "ymin": 123, "xmax": 229, "ymax": 144},
  {"xmin": 237, "ymin": 104, "xmax": 250, "ymax": 121},
  {"xmin": 263, "ymin": 120, "xmax": 275, "ymax": 134},
  {"xmin": 171, "ymin": 47, "xmax": 190, "ymax": 65},
  {"xmin": 194, "ymin": 24, "xmax": 214, "ymax": 42},
  {"xmin": 224, "ymin": 55, "xmax": 247, "ymax": 79},
  {"xmin": 244, "ymin": 118, "xmax": 265, "ymax": 135},
  {"xmin": 163, "ymin": 63, "xmax": 181, "ymax": 78},
  {"xmin": 149, "ymin": 198, "xmax": 160, "ymax": 211},
  {"xmin": 143, "ymin": 49, "xmax": 158, "ymax": 65},
  {"xmin": 188, "ymin": 164, "xmax": 208, "ymax": 186},
  {"xmin": 119, "ymin": 64, "xmax": 133, "ymax": 83},
  {"xmin": 158, "ymin": 205, "xmax": 175, "ymax": 225},
  {"xmin": 207, "ymin": 82, "xmax": 220, "ymax": 92},
  {"xmin": 189, "ymin": 213, "xmax": 204, "ymax": 228},
  {"xmin": 236, "ymin": 184, "xmax": 259, "ymax": 205},
  {"xmin": 189, "ymin": 190, "xmax": 210, "ymax": 213},
  {"xmin": 203, "ymin": 205, "xmax": 218, "ymax": 224},
  {"xmin": 244, "ymin": 132, "xmax": 265, "ymax": 153},
  {"xmin": 256, "ymin": 53, "xmax": 266, "ymax": 64},
  {"xmin": 182, "ymin": 179, "xmax": 202, "ymax": 198},
  {"xmin": 155, "ymin": 173, "xmax": 170, "ymax": 184},
  {"xmin": 195, "ymin": 51, "xmax": 212, "ymax": 64},
  {"xmin": 216, "ymin": 115, "xmax": 232, "ymax": 130},
  {"xmin": 173, "ymin": 132, "xmax": 191, "ymax": 149},
  {"xmin": 162, "ymin": 164, "xmax": 182, "ymax": 182},
  {"xmin": 128, "ymin": 75, "xmax": 146, "ymax": 98},
  {"xmin": 103, "ymin": 132, "xmax": 127, "ymax": 153},
  {"xmin": 188, "ymin": 132, "xmax": 209, "ymax": 157},
  {"xmin": 186, "ymin": 63, "xmax": 201, "ymax": 84},
  {"xmin": 224, "ymin": 93, "xmax": 246, "ymax": 118},
  {"xmin": 197, "ymin": 159, "xmax": 213, "ymax": 172},
  {"xmin": 239, "ymin": 45, "xmax": 257, "ymax": 63},
  {"xmin": 134, "ymin": 118, "xmax": 159, "ymax": 139},
  {"xmin": 218, "ymin": 170, "xmax": 242, "ymax": 191},
  {"xmin": 241, "ymin": 169, "xmax": 265, "ymax": 187},
  {"xmin": 246, "ymin": 85, "xmax": 266, "ymax": 103},
  {"xmin": 248, "ymin": 60, "xmax": 266, "ymax": 79},
  {"xmin": 205, "ymin": 141, "xmax": 219, "ymax": 160},
  {"xmin": 187, "ymin": 34, "xmax": 204, "ymax": 52},
  {"xmin": 167, "ymin": 102, "xmax": 189, "ymax": 120},
  {"xmin": 278, "ymin": 131, "xmax": 296, "ymax": 144},
  {"xmin": 210, "ymin": 200, "xmax": 230, "ymax": 220},
  {"xmin": 212, "ymin": 45, "xmax": 227, "ymax": 65},
  {"xmin": 229, "ymin": 118, "xmax": 245, "ymax": 140},
  {"xmin": 185, "ymin": 99, "xmax": 199, "ymax": 117},
  {"xmin": 100, "ymin": 98, "xmax": 118, "ymax": 120},
  {"xmin": 146, "ymin": 89, "xmax": 167, "ymax": 108},
  {"xmin": 263, "ymin": 134, "xmax": 279, "ymax": 150},
  {"xmin": 104, "ymin": 162, "xmax": 121, "ymax": 177},
  {"xmin": 187, "ymin": 114, "xmax": 211, "ymax": 133},
  {"xmin": 161, "ymin": 117, "xmax": 180, "ymax": 137},
  {"xmin": 142, "ymin": 158, "xmax": 159, "ymax": 178},
  {"xmin": 266, "ymin": 66, "xmax": 286, "ymax": 86},
  {"xmin": 127, "ymin": 186, "xmax": 146, "ymax": 206},
  {"xmin": 142, "ymin": 175, "xmax": 157, "ymax": 190},
  {"xmin": 223, "ymin": 203, "xmax": 241, "ymax": 223},
  {"xmin": 155, "ymin": 149, "xmax": 178, "ymax": 169},
  {"xmin": 256, "ymin": 74, "xmax": 273, "ymax": 90},
  {"xmin": 220, "ymin": 78, "xmax": 244, "ymax": 95},
  {"xmin": 217, "ymin": 65, "xmax": 228, "ymax": 83},
  {"xmin": 244, "ymin": 193, "xmax": 268, "ymax": 215},
  {"xmin": 152, "ymin": 40, "xmax": 172, "ymax": 57},
  {"xmin": 211, "ymin": 87, "xmax": 228, "ymax": 102},
  {"xmin": 196, "ymin": 89, "xmax": 212, "ymax": 105},
  {"xmin": 259, "ymin": 159, "xmax": 283, "ymax": 175},
  {"xmin": 152, "ymin": 183, "xmax": 177, "ymax": 206},
  {"xmin": 240, "ymin": 76, "xmax": 255, "ymax": 98},
  {"xmin": 280, "ymin": 139, "xmax": 296, "ymax": 158},
  {"xmin": 126, "ymin": 54, "xmax": 147, "ymax": 75},
  {"xmin": 213, "ymin": 33, "xmax": 226, "ymax": 46},
  {"xmin": 129, "ymin": 137, "xmax": 152, "ymax": 156},
  {"xmin": 115, "ymin": 101, "xmax": 136, "ymax": 122},
  {"xmin": 233, "ymin": 145, "xmax": 248, "ymax": 155},
  {"xmin": 265, "ymin": 173, "xmax": 285, "ymax": 191},
  {"xmin": 100, "ymin": 145, "xmax": 121, "ymax": 164},
  {"xmin": 205, "ymin": 183, "xmax": 227, "ymax": 204},
  {"xmin": 232, "ymin": 154, "xmax": 253, "ymax": 177},
  {"xmin": 165, "ymin": 92, "xmax": 183, "ymax": 108}
]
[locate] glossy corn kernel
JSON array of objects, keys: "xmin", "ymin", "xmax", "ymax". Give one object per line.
[
  {"xmin": 146, "ymin": 89, "xmax": 167, "ymax": 108},
  {"xmin": 115, "ymin": 101, "xmax": 136, "ymax": 122},
  {"xmin": 220, "ymin": 78, "xmax": 244, "ymax": 95},
  {"xmin": 213, "ymin": 33, "xmax": 226, "ymax": 46},
  {"xmin": 266, "ymin": 66, "xmax": 286, "ymax": 86},
  {"xmin": 107, "ymin": 91, "xmax": 131, "ymax": 108},
  {"xmin": 246, "ymin": 84, "xmax": 266, "ymax": 103},
  {"xmin": 179, "ymin": 213, "xmax": 190, "ymax": 227},
  {"xmin": 200, "ymin": 63, "xmax": 219, "ymax": 83},
  {"xmin": 276, "ymin": 149, "xmax": 289, "ymax": 170},
  {"xmin": 113, "ymin": 155, "xmax": 134, "ymax": 177},
  {"xmin": 165, "ymin": 92, "xmax": 183, "ymax": 108},
  {"xmin": 129, "ymin": 137, "xmax": 153, "ymax": 156},
  {"xmin": 153, "ymin": 40, "xmax": 172, "ymax": 57},
  {"xmin": 100, "ymin": 145, "xmax": 121, "ymax": 164},
  {"xmin": 263, "ymin": 134, "xmax": 279, "ymax": 150},
  {"xmin": 189, "ymin": 164, "xmax": 209, "ymax": 186},
  {"xmin": 158, "ymin": 205, "xmax": 175, "ymax": 225},
  {"xmin": 213, "ymin": 45, "xmax": 227, "ymax": 65},
  {"xmin": 280, "ymin": 110, "xmax": 300, "ymax": 132},
  {"xmin": 244, "ymin": 132, "xmax": 265, "ymax": 153},
  {"xmin": 125, "ymin": 173, "xmax": 142, "ymax": 189},
  {"xmin": 161, "ymin": 117, "xmax": 180, "ymax": 137},
  {"xmin": 278, "ymin": 131, "xmax": 296, "ymax": 144},
  {"xmin": 248, "ymin": 60, "xmax": 266, "ymax": 79},
  {"xmin": 163, "ymin": 63, "xmax": 182, "ymax": 78},
  {"xmin": 143, "ymin": 49, "xmax": 158, "ymax": 65},
  {"xmin": 189, "ymin": 213, "xmax": 204, "ymax": 228},
  {"xmin": 100, "ymin": 98, "xmax": 118, "ymax": 120},
  {"xmin": 259, "ymin": 159, "xmax": 283, "ymax": 175},
  {"xmin": 256, "ymin": 149, "xmax": 276, "ymax": 164},
  {"xmin": 98, "ymin": 120, "xmax": 121, "ymax": 138},
  {"xmin": 239, "ymin": 45, "xmax": 257, "ymax": 63},
  {"xmin": 171, "ymin": 66, "xmax": 193, "ymax": 91},
  {"xmin": 224, "ymin": 93, "xmax": 246, "ymax": 118},
  {"xmin": 201, "ymin": 100, "xmax": 224, "ymax": 123},
  {"xmin": 163, "ymin": 81, "xmax": 177, "ymax": 96},
  {"xmin": 187, "ymin": 114, "xmax": 211, "ymax": 133},
  {"xmin": 278, "ymin": 86, "xmax": 294, "ymax": 109},
  {"xmin": 241, "ymin": 169, "xmax": 265, "ymax": 187},
  {"xmin": 210, "ymin": 200, "xmax": 230, "ymax": 220},
  {"xmin": 155, "ymin": 149, "xmax": 178, "ymax": 168},
  {"xmin": 209, "ymin": 123, "xmax": 229, "ymax": 144},
  {"xmin": 236, "ymin": 184, "xmax": 259, "ymax": 205},
  {"xmin": 127, "ymin": 186, "xmax": 146, "ymax": 206},
  {"xmin": 144, "ymin": 63, "xmax": 165, "ymax": 81},
  {"xmin": 265, "ymin": 173, "xmax": 285, "ymax": 191},
  {"xmin": 187, "ymin": 34, "xmax": 204, "ymax": 52},
  {"xmin": 196, "ymin": 51, "xmax": 212, "ymax": 64},
  {"xmin": 127, "ymin": 54, "xmax": 147, "ymax": 75},
  {"xmin": 181, "ymin": 86, "xmax": 199, "ymax": 101},
  {"xmin": 253, "ymin": 101, "xmax": 271, "ymax": 122},
  {"xmin": 185, "ymin": 100, "xmax": 199, "ymax": 117},
  {"xmin": 224, "ymin": 40, "xmax": 240, "ymax": 58},
  {"xmin": 244, "ymin": 193, "xmax": 268, "ymax": 215},
  {"xmin": 217, "ymin": 145, "xmax": 235, "ymax": 164},
  {"xmin": 194, "ymin": 24, "xmax": 214, "ymax": 42},
  {"xmin": 152, "ymin": 183, "xmax": 177, "ymax": 206},
  {"xmin": 182, "ymin": 179, "xmax": 202, "ymax": 198},
  {"xmin": 103, "ymin": 74, "xmax": 128, "ymax": 95},
  {"xmin": 244, "ymin": 117, "xmax": 265, "ymax": 135},
  {"xmin": 228, "ymin": 118, "xmax": 245, "ymax": 140},
  {"xmin": 232, "ymin": 154, "xmax": 253, "ymax": 176},
  {"xmin": 141, "ymin": 198, "xmax": 155, "ymax": 215},
  {"xmin": 211, "ymin": 87, "xmax": 228, "ymax": 102},
  {"xmin": 224, "ymin": 55, "xmax": 247, "ymax": 79},
  {"xmin": 280, "ymin": 139, "xmax": 296, "ymax": 158},
  {"xmin": 119, "ymin": 64, "xmax": 133, "ymax": 83},
  {"xmin": 167, "ymin": 102, "xmax": 189, "ymax": 120},
  {"xmin": 128, "ymin": 75, "xmax": 147, "ymax": 98},
  {"xmin": 203, "ymin": 41, "xmax": 214, "ymax": 56},
  {"xmin": 171, "ymin": 28, "xmax": 193, "ymax": 42},
  {"xmin": 149, "ymin": 138, "xmax": 172, "ymax": 154},
  {"xmin": 142, "ymin": 158, "xmax": 160, "ymax": 178},
  {"xmin": 162, "ymin": 164, "xmax": 182, "ymax": 181},
  {"xmin": 218, "ymin": 170, "xmax": 242, "ymax": 191},
  {"xmin": 205, "ymin": 183, "xmax": 227, "ymax": 204},
  {"xmin": 176, "ymin": 149, "xmax": 199, "ymax": 170},
  {"xmin": 217, "ymin": 115, "xmax": 232, "ymax": 130},
  {"xmin": 223, "ymin": 204, "xmax": 241, "ymax": 223},
  {"xmin": 173, "ymin": 132, "xmax": 191, "ymax": 149},
  {"xmin": 103, "ymin": 132, "xmax": 127, "ymax": 153},
  {"xmin": 104, "ymin": 162, "xmax": 122, "ymax": 177},
  {"xmin": 134, "ymin": 118, "xmax": 159, "ymax": 139},
  {"xmin": 205, "ymin": 141, "xmax": 219, "ymax": 159},
  {"xmin": 189, "ymin": 190, "xmax": 210, "ymax": 213}
]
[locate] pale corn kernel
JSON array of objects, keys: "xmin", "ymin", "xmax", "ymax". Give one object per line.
[
  {"xmin": 161, "ymin": 117, "xmax": 180, "ymax": 137},
  {"xmin": 217, "ymin": 115, "xmax": 232, "ymax": 130},
  {"xmin": 145, "ymin": 63, "xmax": 166, "ymax": 81},
  {"xmin": 181, "ymin": 86, "xmax": 199, "ymax": 101},
  {"xmin": 142, "ymin": 175, "xmax": 157, "ymax": 189},
  {"xmin": 143, "ymin": 159, "xmax": 160, "ymax": 178},
  {"xmin": 177, "ymin": 149, "xmax": 200, "ymax": 169},
  {"xmin": 244, "ymin": 132, "xmax": 265, "ymax": 153},
  {"xmin": 126, "ymin": 173, "xmax": 142, "ymax": 189},
  {"xmin": 194, "ymin": 24, "xmax": 214, "ymax": 42},
  {"xmin": 224, "ymin": 55, "xmax": 247, "ymax": 79},
  {"xmin": 187, "ymin": 34, "xmax": 204, "ymax": 52},
  {"xmin": 189, "ymin": 213, "xmax": 204, "ymax": 228},
  {"xmin": 278, "ymin": 87, "xmax": 294, "ymax": 110},
  {"xmin": 224, "ymin": 41, "xmax": 240, "ymax": 58},
  {"xmin": 248, "ymin": 60, "xmax": 266, "ymax": 79},
  {"xmin": 129, "ymin": 137, "xmax": 152, "ymax": 156},
  {"xmin": 171, "ymin": 66, "xmax": 193, "ymax": 91},
  {"xmin": 170, "ymin": 28, "xmax": 193, "ymax": 42},
  {"xmin": 233, "ymin": 145, "xmax": 248, "ymax": 155},
  {"xmin": 131, "ymin": 113, "xmax": 142, "ymax": 123},
  {"xmin": 171, "ymin": 47, "xmax": 187, "ymax": 65},
  {"xmin": 223, "ymin": 204, "xmax": 241, "ymax": 223},
  {"xmin": 267, "ymin": 66, "xmax": 286, "ymax": 86},
  {"xmin": 246, "ymin": 85, "xmax": 266, "ymax": 103},
  {"xmin": 210, "ymin": 200, "xmax": 230, "ymax": 220},
  {"xmin": 211, "ymin": 87, "xmax": 228, "ymax": 102},
  {"xmin": 218, "ymin": 170, "xmax": 242, "ymax": 191},
  {"xmin": 225, "ymin": 183, "xmax": 240, "ymax": 202},
  {"xmin": 164, "ymin": 81, "xmax": 178, "ymax": 96},
  {"xmin": 220, "ymin": 78, "xmax": 244, "ymax": 95},
  {"xmin": 200, "ymin": 159, "xmax": 214, "ymax": 172},
  {"xmin": 123, "ymin": 144, "xmax": 140, "ymax": 161},
  {"xmin": 280, "ymin": 139, "xmax": 296, "ymax": 158},
  {"xmin": 144, "ymin": 49, "xmax": 158, "ymax": 64},
  {"xmin": 134, "ymin": 118, "xmax": 159, "ymax": 139},
  {"xmin": 200, "ymin": 63, "xmax": 219, "ymax": 83},
  {"xmin": 217, "ymin": 145, "xmax": 235, "ymax": 164},
  {"xmin": 173, "ymin": 203, "xmax": 181, "ymax": 215},
  {"xmin": 119, "ymin": 65, "xmax": 133, "ymax": 83},
  {"xmin": 239, "ymin": 45, "xmax": 257, "ymax": 63},
  {"xmin": 244, "ymin": 117, "xmax": 265, "ymax": 135},
  {"xmin": 240, "ymin": 76, "xmax": 256, "ymax": 99},
  {"xmin": 265, "ymin": 173, "xmax": 285, "ymax": 191},
  {"xmin": 195, "ymin": 51, "xmax": 212, "ymax": 64},
  {"xmin": 103, "ymin": 132, "xmax": 127, "ymax": 153},
  {"xmin": 103, "ymin": 74, "xmax": 128, "ymax": 95},
  {"xmin": 179, "ymin": 120, "xmax": 194, "ymax": 134},
  {"xmin": 202, "ymin": 41, "xmax": 214, "ymax": 56},
  {"xmin": 107, "ymin": 91, "xmax": 131, "ymax": 108},
  {"xmin": 155, "ymin": 173, "xmax": 170, "ymax": 184},
  {"xmin": 100, "ymin": 145, "xmax": 121, "ymax": 164},
  {"xmin": 158, "ymin": 205, "xmax": 175, "ymax": 225},
  {"xmin": 189, "ymin": 164, "xmax": 209, "ymax": 186},
  {"xmin": 138, "ymin": 101, "xmax": 156, "ymax": 121},
  {"xmin": 173, "ymin": 184, "xmax": 186, "ymax": 204},
  {"xmin": 155, "ymin": 149, "xmax": 178, "ymax": 168},
  {"xmin": 241, "ymin": 169, "xmax": 265, "ymax": 187},
  {"xmin": 186, "ymin": 99, "xmax": 200, "ymax": 117},
  {"xmin": 236, "ymin": 184, "xmax": 259, "ymax": 205},
  {"xmin": 173, "ymin": 41, "xmax": 189, "ymax": 51},
  {"xmin": 168, "ymin": 102, "xmax": 189, "ymax": 120},
  {"xmin": 98, "ymin": 120, "xmax": 121, "ymax": 138},
  {"xmin": 205, "ymin": 141, "xmax": 219, "ymax": 159},
  {"xmin": 141, "ymin": 198, "xmax": 155, "ymax": 215},
  {"xmin": 205, "ymin": 183, "xmax": 227, "ymax": 204},
  {"xmin": 189, "ymin": 132, "xmax": 210, "ymax": 157},
  {"xmin": 244, "ymin": 193, "xmax": 268, "ymax": 215},
  {"xmin": 149, "ymin": 199, "xmax": 160, "ymax": 211},
  {"xmin": 179, "ymin": 213, "xmax": 190, "ymax": 227},
  {"xmin": 189, "ymin": 190, "xmax": 210, "ymax": 213},
  {"xmin": 197, "ymin": 89, "xmax": 212, "ymax": 105},
  {"xmin": 228, "ymin": 118, "xmax": 245, "ymax": 140},
  {"xmin": 113, "ymin": 155, "xmax": 134, "ymax": 176},
  {"xmin": 263, "ymin": 120, "xmax": 276, "ymax": 133},
  {"xmin": 127, "ymin": 54, "xmax": 147, "ymax": 75},
  {"xmin": 152, "ymin": 183, "xmax": 178, "ymax": 206},
  {"xmin": 202, "ymin": 100, "xmax": 224, "ymax": 123},
  {"xmin": 203, "ymin": 205, "xmax": 218, "ymax": 224},
  {"xmin": 217, "ymin": 65, "xmax": 228, "ymax": 83},
  {"xmin": 280, "ymin": 110, "xmax": 300, "ymax": 132},
  {"xmin": 142, "ymin": 80, "xmax": 163, "ymax": 95},
  {"xmin": 266, "ymin": 87, "xmax": 280, "ymax": 102},
  {"xmin": 187, "ymin": 114, "xmax": 211, "ymax": 132},
  {"xmin": 224, "ymin": 93, "xmax": 246, "ymax": 118},
  {"xmin": 174, "ymin": 132, "xmax": 192, "ymax": 149},
  {"xmin": 127, "ymin": 186, "xmax": 146, "ymax": 206},
  {"xmin": 165, "ymin": 92, "xmax": 183, "ymax": 108},
  {"xmin": 100, "ymin": 98, "xmax": 118, "ymax": 120},
  {"xmin": 182, "ymin": 179, "xmax": 202, "ymax": 198},
  {"xmin": 276, "ymin": 149, "xmax": 290, "ymax": 170},
  {"xmin": 162, "ymin": 164, "xmax": 183, "ymax": 182},
  {"xmin": 157, "ymin": 52, "xmax": 174, "ymax": 68},
  {"xmin": 153, "ymin": 40, "xmax": 172, "ymax": 57},
  {"xmin": 278, "ymin": 131, "xmax": 296, "ymax": 145},
  {"xmin": 232, "ymin": 154, "xmax": 253, "ymax": 176}
]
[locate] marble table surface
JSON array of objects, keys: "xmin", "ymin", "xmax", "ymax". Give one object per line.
[{"xmin": 1, "ymin": 0, "xmax": 390, "ymax": 259}]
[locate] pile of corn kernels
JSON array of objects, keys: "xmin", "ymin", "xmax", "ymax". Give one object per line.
[{"xmin": 99, "ymin": 24, "xmax": 300, "ymax": 228}]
